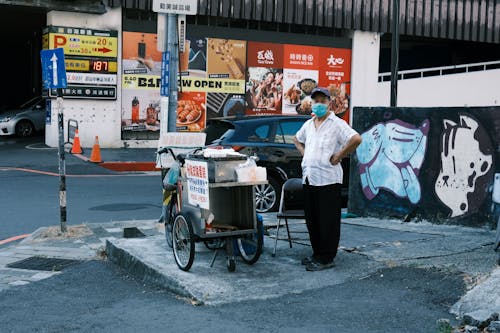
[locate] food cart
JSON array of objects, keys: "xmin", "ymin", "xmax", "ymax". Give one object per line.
[{"xmin": 157, "ymin": 133, "xmax": 266, "ymax": 272}]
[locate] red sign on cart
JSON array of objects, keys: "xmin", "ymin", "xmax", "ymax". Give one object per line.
[{"xmin": 185, "ymin": 160, "xmax": 210, "ymax": 209}]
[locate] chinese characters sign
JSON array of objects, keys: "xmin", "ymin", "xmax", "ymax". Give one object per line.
[
  {"xmin": 120, "ymin": 30, "xmax": 352, "ymax": 138},
  {"xmin": 185, "ymin": 160, "xmax": 209, "ymax": 209},
  {"xmin": 246, "ymin": 42, "xmax": 351, "ymax": 120},
  {"xmin": 153, "ymin": 0, "xmax": 198, "ymax": 15},
  {"xmin": 42, "ymin": 26, "xmax": 118, "ymax": 100},
  {"xmin": 49, "ymin": 85, "xmax": 116, "ymax": 99}
]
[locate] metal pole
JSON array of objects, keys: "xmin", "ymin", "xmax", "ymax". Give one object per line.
[
  {"xmin": 390, "ymin": 0, "xmax": 400, "ymax": 107},
  {"xmin": 56, "ymin": 88, "xmax": 67, "ymax": 233},
  {"xmin": 158, "ymin": 13, "xmax": 169, "ymax": 136},
  {"xmin": 167, "ymin": 13, "xmax": 179, "ymax": 132}
]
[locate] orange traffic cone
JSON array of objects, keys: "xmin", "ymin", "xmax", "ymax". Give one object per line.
[
  {"xmin": 89, "ymin": 136, "xmax": 102, "ymax": 163},
  {"xmin": 71, "ymin": 129, "xmax": 83, "ymax": 154}
]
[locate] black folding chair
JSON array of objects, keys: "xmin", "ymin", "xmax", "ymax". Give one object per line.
[
  {"xmin": 495, "ymin": 216, "xmax": 500, "ymax": 265},
  {"xmin": 272, "ymin": 178, "xmax": 306, "ymax": 257}
]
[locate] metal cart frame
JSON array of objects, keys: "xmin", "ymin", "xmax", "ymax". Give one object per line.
[{"xmin": 162, "ymin": 149, "xmax": 266, "ymax": 272}]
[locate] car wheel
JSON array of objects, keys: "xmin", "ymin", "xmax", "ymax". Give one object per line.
[
  {"xmin": 15, "ymin": 121, "xmax": 34, "ymax": 137},
  {"xmin": 255, "ymin": 176, "xmax": 281, "ymax": 213}
]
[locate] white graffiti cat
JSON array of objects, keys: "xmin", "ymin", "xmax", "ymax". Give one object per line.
[{"xmin": 435, "ymin": 115, "xmax": 493, "ymax": 217}]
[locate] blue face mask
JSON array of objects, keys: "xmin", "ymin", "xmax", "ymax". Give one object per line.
[{"xmin": 312, "ymin": 103, "xmax": 328, "ymax": 118}]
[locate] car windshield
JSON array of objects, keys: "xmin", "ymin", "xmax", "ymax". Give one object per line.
[
  {"xmin": 210, "ymin": 129, "xmax": 235, "ymax": 145},
  {"xmin": 19, "ymin": 97, "xmax": 41, "ymax": 109},
  {"xmin": 204, "ymin": 121, "xmax": 235, "ymax": 145}
]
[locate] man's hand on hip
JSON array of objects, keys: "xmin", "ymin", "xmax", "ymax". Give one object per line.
[{"xmin": 330, "ymin": 153, "xmax": 342, "ymax": 165}]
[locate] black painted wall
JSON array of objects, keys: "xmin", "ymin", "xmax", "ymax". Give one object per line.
[{"xmin": 349, "ymin": 107, "xmax": 500, "ymax": 227}]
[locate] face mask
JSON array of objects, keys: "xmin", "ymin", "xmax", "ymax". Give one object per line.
[{"xmin": 312, "ymin": 103, "xmax": 328, "ymax": 118}]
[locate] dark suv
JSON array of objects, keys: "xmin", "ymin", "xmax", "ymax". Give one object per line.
[{"xmin": 204, "ymin": 115, "xmax": 349, "ymax": 212}]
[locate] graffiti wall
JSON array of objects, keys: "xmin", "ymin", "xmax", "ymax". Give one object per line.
[{"xmin": 349, "ymin": 107, "xmax": 500, "ymax": 227}]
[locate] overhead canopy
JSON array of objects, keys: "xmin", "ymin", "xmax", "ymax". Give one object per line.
[
  {"xmin": 106, "ymin": 0, "xmax": 500, "ymax": 44},
  {"xmin": 0, "ymin": 0, "xmax": 106, "ymax": 14}
]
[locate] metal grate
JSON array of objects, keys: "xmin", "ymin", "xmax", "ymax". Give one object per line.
[{"xmin": 7, "ymin": 257, "xmax": 81, "ymax": 271}]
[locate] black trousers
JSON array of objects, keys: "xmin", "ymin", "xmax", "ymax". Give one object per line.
[{"xmin": 303, "ymin": 181, "xmax": 341, "ymax": 264}]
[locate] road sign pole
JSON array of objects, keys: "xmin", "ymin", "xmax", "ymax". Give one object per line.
[
  {"xmin": 41, "ymin": 48, "xmax": 68, "ymax": 233},
  {"xmin": 167, "ymin": 13, "xmax": 178, "ymax": 133},
  {"xmin": 56, "ymin": 88, "xmax": 67, "ymax": 233},
  {"xmin": 154, "ymin": 1, "xmax": 197, "ymax": 133}
]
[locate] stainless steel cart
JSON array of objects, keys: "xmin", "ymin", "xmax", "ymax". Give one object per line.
[{"xmin": 171, "ymin": 154, "xmax": 266, "ymax": 272}]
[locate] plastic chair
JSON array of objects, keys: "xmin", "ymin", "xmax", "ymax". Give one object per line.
[{"xmin": 272, "ymin": 178, "xmax": 306, "ymax": 257}]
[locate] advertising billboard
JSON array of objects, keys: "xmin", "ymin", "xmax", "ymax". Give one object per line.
[
  {"xmin": 120, "ymin": 30, "xmax": 352, "ymax": 138},
  {"xmin": 42, "ymin": 26, "xmax": 118, "ymax": 100}
]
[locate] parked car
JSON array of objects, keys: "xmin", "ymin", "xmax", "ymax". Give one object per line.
[
  {"xmin": 204, "ymin": 115, "xmax": 350, "ymax": 213},
  {"xmin": 0, "ymin": 97, "xmax": 46, "ymax": 137}
]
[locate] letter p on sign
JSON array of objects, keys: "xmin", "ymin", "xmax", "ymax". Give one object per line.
[{"xmin": 53, "ymin": 35, "xmax": 67, "ymax": 48}]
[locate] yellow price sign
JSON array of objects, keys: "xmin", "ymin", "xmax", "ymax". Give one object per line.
[
  {"xmin": 65, "ymin": 59, "xmax": 90, "ymax": 72},
  {"xmin": 63, "ymin": 59, "xmax": 118, "ymax": 73},
  {"xmin": 46, "ymin": 33, "xmax": 118, "ymax": 58}
]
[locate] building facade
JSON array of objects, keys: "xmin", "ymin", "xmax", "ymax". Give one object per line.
[{"xmin": 0, "ymin": 0, "xmax": 498, "ymax": 148}]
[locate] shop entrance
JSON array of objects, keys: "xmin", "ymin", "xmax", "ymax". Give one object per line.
[{"xmin": 0, "ymin": 5, "xmax": 46, "ymax": 109}]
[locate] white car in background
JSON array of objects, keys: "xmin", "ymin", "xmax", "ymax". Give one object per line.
[{"xmin": 0, "ymin": 97, "xmax": 46, "ymax": 137}]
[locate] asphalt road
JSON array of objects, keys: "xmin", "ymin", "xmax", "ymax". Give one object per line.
[
  {"xmin": 0, "ymin": 260, "xmax": 464, "ymax": 333},
  {"xmin": 0, "ymin": 135, "xmax": 468, "ymax": 332},
  {"xmin": 0, "ymin": 135, "xmax": 161, "ymax": 240}
]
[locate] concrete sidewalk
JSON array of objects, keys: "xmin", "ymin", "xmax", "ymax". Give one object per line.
[
  {"xmin": 74, "ymin": 147, "xmax": 158, "ymax": 172},
  {"xmin": 1, "ymin": 214, "xmax": 498, "ymax": 321}
]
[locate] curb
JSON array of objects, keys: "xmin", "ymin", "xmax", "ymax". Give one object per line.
[
  {"xmin": 105, "ymin": 240, "xmax": 200, "ymax": 303},
  {"xmin": 99, "ymin": 162, "xmax": 158, "ymax": 172},
  {"xmin": 72, "ymin": 153, "xmax": 158, "ymax": 172},
  {"xmin": 19, "ymin": 227, "xmax": 49, "ymax": 244}
]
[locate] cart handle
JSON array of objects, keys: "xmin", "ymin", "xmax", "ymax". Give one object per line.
[{"xmin": 157, "ymin": 147, "xmax": 203, "ymax": 166}]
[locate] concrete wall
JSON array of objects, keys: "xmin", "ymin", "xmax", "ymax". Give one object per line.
[
  {"xmin": 375, "ymin": 69, "xmax": 500, "ymax": 107},
  {"xmin": 349, "ymin": 106, "xmax": 500, "ymax": 227},
  {"xmin": 350, "ymin": 31, "xmax": 381, "ymax": 123},
  {"xmin": 45, "ymin": 8, "xmax": 158, "ymax": 148}
]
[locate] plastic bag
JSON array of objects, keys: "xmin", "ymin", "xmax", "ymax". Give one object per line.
[
  {"xmin": 236, "ymin": 157, "xmax": 267, "ymax": 182},
  {"xmin": 163, "ymin": 163, "xmax": 180, "ymax": 191}
]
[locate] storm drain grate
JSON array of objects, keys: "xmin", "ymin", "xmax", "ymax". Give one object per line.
[{"xmin": 6, "ymin": 256, "xmax": 81, "ymax": 271}]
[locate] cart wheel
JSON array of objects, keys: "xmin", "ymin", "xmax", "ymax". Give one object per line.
[
  {"xmin": 172, "ymin": 214, "xmax": 195, "ymax": 271},
  {"xmin": 165, "ymin": 202, "xmax": 178, "ymax": 249},
  {"xmin": 237, "ymin": 217, "xmax": 264, "ymax": 265},
  {"xmin": 165, "ymin": 221, "xmax": 173, "ymax": 249},
  {"xmin": 204, "ymin": 239, "xmax": 225, "ymax": 250},
  {"xmin": 227, "ymin": 257, "xmax": 236, "ymax": 272}
]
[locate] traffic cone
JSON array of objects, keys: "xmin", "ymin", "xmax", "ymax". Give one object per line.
[
  {"xmin": 70, "ymin": 129, "xmax": 83, "ymax": 154},
  {"xmin": 89, "ymin": 136, "xmax": 102, "ymax": 163}
]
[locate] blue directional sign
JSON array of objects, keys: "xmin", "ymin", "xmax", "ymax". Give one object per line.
[
  {"xmin": 40, "ymin": 48, "xmax": 67, "ymax": 89},
  {"xmin": 160, "ymin": 51, "xmax": 170, "ymax": 97}
]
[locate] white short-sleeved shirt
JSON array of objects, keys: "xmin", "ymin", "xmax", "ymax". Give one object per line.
[{"xmin": 295, "ymin": 112, "xmax": 358, "ymax": 186}]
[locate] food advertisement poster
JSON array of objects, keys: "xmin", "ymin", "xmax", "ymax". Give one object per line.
[
  {"xmin": 247, "ymin": 43, "xmax": 351, "ymax": 120},
  {"xmin": 121, "ymin": 32, "xmax": 161, "ymax": 138},
  {"xmin": 179, "ymin": 36, "xmax": 206, "ymax": 77},
  {"xmin": 201, "ymin": 38, "xmax": 247, "ymax": 119},
  {"xmin": 177, "ymin": 92, "xmax": 206, "ymax": 132},
  {"xmin": 207, "ymin": 38, "xmax": 246, "ymax": 82},
  {"xmin": 121, "ymin": 30, "xmax": 352, "ymax": 138},
  {"xmin": 318, "ymin": 47, "xmax": 352, "ymax": 121},
  {"xmin": 122, "ymin": 32, "xmax": 162, "ymax": 75},
  {"xmin": 246, "ymin": 42, "xmax": 283, "ymax": 115},
  {"xmin": 282, "ymin": 44, "xmax": 320, "ymax": 116},
  {"xmin": 206, "ymin": 93, "xmax": 246, "ymax": 118}
]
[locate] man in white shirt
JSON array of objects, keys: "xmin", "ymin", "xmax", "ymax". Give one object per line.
[{"xmin": 293, "ymin": 87, "xmax": 362, "ymax": 271}]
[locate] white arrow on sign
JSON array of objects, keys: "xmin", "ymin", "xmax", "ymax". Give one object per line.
[{"xmin": 50, "ymin": 53, "xmax": 58, "ymax": 86}]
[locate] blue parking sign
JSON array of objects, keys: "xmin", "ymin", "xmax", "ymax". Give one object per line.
[
  {"xmin": 41, "ymin": 48, "xmax": 67, "ymax": 89},
  {"xmin": 160, "ymin": 51, "xmax": 170, "ymax": 97}
]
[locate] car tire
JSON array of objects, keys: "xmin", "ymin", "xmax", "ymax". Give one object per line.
[
  {"xmin": 15, "ymin": 120, "xmax": 34, "ymax": 137},
  {"xmin": 255, "ymin": 176, "xmax": 281, "ymax": 213}
]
